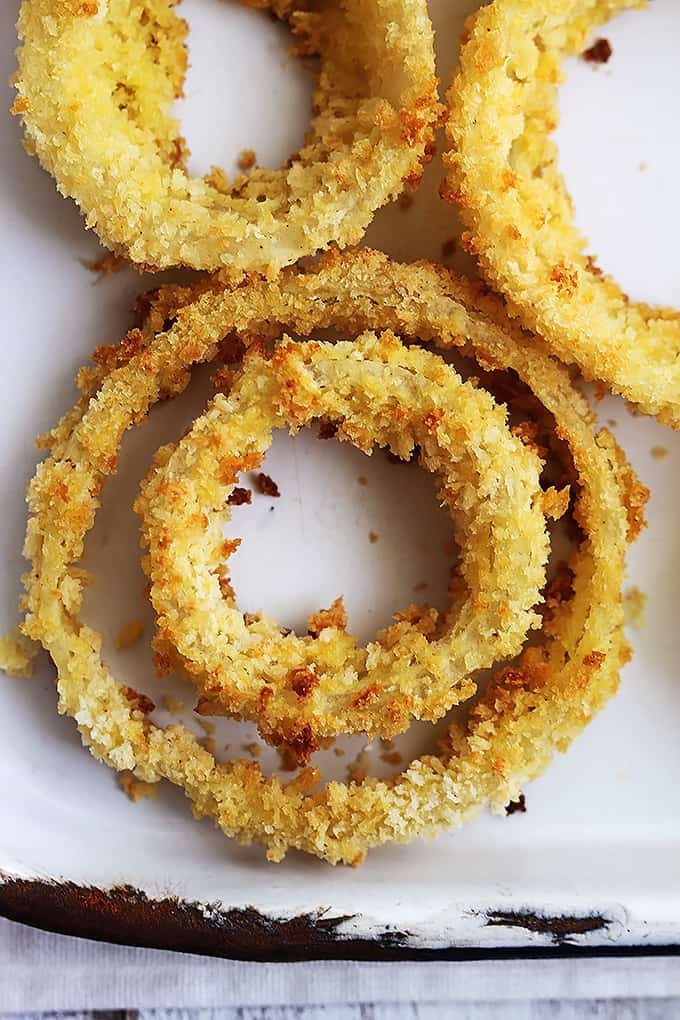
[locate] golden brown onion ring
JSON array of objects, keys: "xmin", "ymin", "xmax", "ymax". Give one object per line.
[
  {"xmin": 136, "ymin": 331, "xmax": 549, "ymax": 758},
  {"xmin": 13, "ymin": 0, "xmax": 439, "ymax": 273},
  {"xmin": 443, "ymin": 0, "xmax": 680, "ymax": 427},
  {"xmin": 17, "ymin": 250, "xmax": 644, "ymax": 864}
]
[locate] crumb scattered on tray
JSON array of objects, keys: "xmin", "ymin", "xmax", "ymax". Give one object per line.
[
  {"xmin": 333, "ymin": 746, "xmax": 345, "ymax": 757},
  {"xmin": 201, "ymin": 737, "xmax": 217, "ymax": 755},
  {"xmin": 505, "ymin": 793, "xmax": 526, "ymax": 815},
  {"xmin": 347, "ymin": 749, "xmax": 370, "ymax": 784},
  {"xmin": 115, "ymin": 618, "xmax": 144, "ymax": 649},
  {"xmin": 441, "ymin": 239, "xmax": 457, "ymax": 259},
  {"xmin": 369, "ymin": 530, "xmax": 379, "ymax": 544},
  {"xmin": 243, "ymin": 741, "xmax": 261, "ymax": 758},
  {"xmin": 237, "ymin": 148, "xmax": 256, "ymax": 171},
  {"xmin": 0, "ymin": 627, "xmax": 39, "ymax": 678},
  {"xmin": 381, "ymin": 750, "xmax": 403, "ymax": 766},
  {"xmin": 83, "ymin": 251, "xmax": 127, "ymax": 280},
  {"xmin": 254, "ymin": 472, "xmax": 280, "ymax": 497},
  {"xmin": 118, "ymin": 771, "xmax": 158, "ymax": 803},
  {"xmin": 582, "ymin": 37, "xmax": 612, "ymax": 64},
  {"xmin": 160, "ymin": 694, "xmax": 185, "ymax": 716},
  {"xmin": 639, "ymin": 161, "xmax": 649, "ymax": 173},
  {"xmin": 624, "ymin": 585, "xmax": 646, "ymax": 629},
  {"xmin": 651, "ymin": 446, "xmax": 668, "ymax": 460},
  {"xmin": 398, "ymin": 192, "xmax": 414, "ymax": 211},
  {"xmin": 228, "ymin": 486, "xmax": 252, "ymax": 506},
  {"xmin": 607, "ymin": 419, "xmax": 618, "ymax": 428},
  {"xmin": 413, "ymin": 581, "xmax": 429, "ymax": 592},
  {"xmin": 357, "ymin": 475, "xmax": 367, "ymax": 486}
]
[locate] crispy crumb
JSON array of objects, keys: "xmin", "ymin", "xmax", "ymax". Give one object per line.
[
  {"xmin": 115, "ymin": 618, "xmax": 144, "ymax": 649},
  {"xmin": 381, "ymin": 750, "xmax": 403, "ymax": 765},
  {"xmin": 254, "ymin": 472, "xmax": 280, "ymax": 497},
  {"xmin": 0, "ymin": 627, "xmax": 39, "ymax": 678},
  {"xmin": 369, "ymin": 530, "xmax": 379, "ymax": 544},
  {"xmin": 357, "ymin": 475, "xmax": 367, "ymax": 486},
  {"xmin": 582, "ymin": 37, "xmax": 612, "ymax": 64},
  {"xmin": 651, "ymin": 446, "xmax": 668, "ymax": 460},
  {"xmin": 307, "ymin": 596, "xmax": 347, "ymax": 636},
  {"xmin": 204, "ymin": 165, "xmax": 230, "ymax": 193},
  {"xmin": 505, "ymin": 793, "xmax": 526, "ymax": 815},
  {"xmin": 624, "ymin": 586, "xmax": 646, "ymax": 629},
  {"xmin": 202, "ymin": 737, "xmax": 217, "ymax": 755},
  {"xmin": 347, "ymin": 749, "xmax": 370, "ymax": 784},
  {"xmin": 333, "ymin": 746, "xmax": 345, "ymax": 757},
  {"xmin": 398, "ymin": 192, "xmax": 414, "ymax": 211},
  {"xmin": 83, "ymin": 251, "xmax": 127, "ymax": 280},
  {"xmin": 228, "ymin": 486, "xmax": 252, "ymax": 505},
  {"xmin": 160, "ymin": 694, "xmax": 185, "ymax": 715},
  {"xmin": 243, "ymin": 741, "xmax": 261, "ymax": 758},
  {"xmin": 607, "ymin": 419, "xmax": 618, "ymax": 428},
  {"xmin": 237, "ymin": 148, "xmax": 256, "ymax": 171},
  {"xmin": 118, "ymin": 772, "xmax": 158, "ymax": 803}
]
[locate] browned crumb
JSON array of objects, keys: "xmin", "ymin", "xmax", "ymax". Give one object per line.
[
  {"xmin": 582, "ymin": 38, "xmax": 612, "ymax": 64},
  {"xmin": 541, "ymin": 485, "xmax": 570, "ymax": 521},
  {"xmin": 333, "ymin": 746, "xmax": 345, "ymax": 757},
  {"xmin": 651, "ymin": 446, "xmax": 668, "ymax": 460},
  {"xmin": 118, "ymin": 772, "xmax": 158, "ymax": 803},
  {"xmin": 398, "ymin": 192, "xmax": 414, "ymax": 211},
  {"xmin": 318, "ymin": 420, "xmax": 339, "ymax": 439},
  {"xmin": 197, "ymin": 718, "xmax": 216, "ymax": 737},
  {"xmin": 505, "ymin": 793, "xmax": 526, "ymax": 815},
  {"xmin": 381, "ymin": 750, "xmax": 403, "ymax": 766},
  {"xmin": 639, "ymin": 161, "xmax": 649, "ymax": 173},
  {"xmin": 278, "ymin": 746, "xmax": 299, "ymax": 771},
  {"xmin": 285, "ymin": 766, "xmax": 321, "ymax": 794},
  {"xmin": 413, "ymin": 581, "xmax": 428, "ymax": 592},
  {"xmin": 160, "ymin": 694, "xmax": 185, "ymax": 715},
  {"xmin": 83, "ymin": 251, "xmax": 128, "ymax": 280},
  {"xmin": 347, "ymin": 749, "xmax": 370, "ymax": 784},
  {"xmin": 369, "ymin": 530, "xmax": 379, "ymax": 544},
  {"xmin": 307, "ymin": 596, "xmax": 347, "ymax": 636},
  {"xmin": 228, "ymin": 486, "xmax": 252, "ymax": 505},
  {"xmin": 593, "ymin": 380, "xmax": 608, "ymax": 402},
  {"xmin": 441, "ymin": 239, "xmax": 457, "ymax": 259},
  {"xmin": 201, "ymin": 736, "xmax": 217, "ymax": 755},
  {"xmin": 357, "ymin": 475, "xmax": 368, "ymax": 486},
  {"xmin": 254, "ymin": 472, "xmax": 280, "ymax": 497},
  {"xmin": 624, "ymin": 586, "xmax": 646, "ymax": 629},
  {"xmin": 205, "ymin": 165, "xmax": 230, "ymax": 193},
  {"xmin": 607, "ymin": 419, "xmax": 618, "ymax": 428},
  {"xmin": 243, "ymin": 741, "xmax": 261, "ymax": 758},
  {"xmin": 115, "ymin": 618, "xmax": 144, "ymax": 649},
  {"xmin": 237, "ymin": 148, "xmax": 257, "ymax": 171}
]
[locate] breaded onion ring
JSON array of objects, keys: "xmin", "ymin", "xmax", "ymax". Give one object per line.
[
  {"xmin": 136, "ymin": 332, "xmax": 549, "ymax": 759},
  {"xmin": 442, "ymin": 0, "xmax": 680, "ymax": 428},
  {"xmin": 13, "ymin": 0, "xmax": 440, "ymax": 274},
  {"xmin": 17, "ymin": 251, "xmax": 644, "ymax": 864}
]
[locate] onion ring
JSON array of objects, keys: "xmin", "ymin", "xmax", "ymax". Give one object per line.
[
  {"xmin": 442, "ymin": 0, "xmax": 680, "ymax": 427},
  {"xmin": 17, "ymin": 250, "xmax": 644, "ymax": 864},
  {"xmin": 136, "ymin": 331, "xmax": 549, "ymax": 759},
  {"xmin": 13, "ymin": 0, "xmax": 440, "ymax": 274}
]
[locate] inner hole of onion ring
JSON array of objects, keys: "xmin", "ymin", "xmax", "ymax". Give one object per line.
[
  {"xmin": 178, "ymin": 0, "xmax": 314, "ymax": 179},
  {"xmin": 555, "ymin": 0, "xmax": 678, "ymax": 306}
]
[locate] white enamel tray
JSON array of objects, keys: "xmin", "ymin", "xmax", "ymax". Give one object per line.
[{"xmin": 1, "ymin": 0, "xmax": 678, "ymax": 959}]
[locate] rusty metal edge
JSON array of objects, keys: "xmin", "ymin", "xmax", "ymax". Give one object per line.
[{"xmin": 1, "ymin": 873, "xmax": 679, "ymax": 961}]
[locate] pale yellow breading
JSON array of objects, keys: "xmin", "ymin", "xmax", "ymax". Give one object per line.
[
  {"xmin": 0, "ymin": 627, "xmax": 40, "ymax": 678},
  {"xmin": 443, "ymin": 0, "xmax": 680, "ymax": 428},
  {"xmin": 136, "ymin": 331, "xmax": 549, "ymax": 758},
  {"xmin": 16, "ymin": 251, "xmax": 642, "ymax": 865},
  {"xmin": 14, "ymin": 0, "xmax": 441, "ymax": 274}
]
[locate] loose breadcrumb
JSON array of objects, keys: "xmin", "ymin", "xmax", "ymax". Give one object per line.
[
  {"xmin": 0, "ymin": 627, "xmax": 40, "ymax": 678},
  {"xmin": 83, "ymin": 251, "xmax": 128, "ymax": 280},
  {"xmin": 357, "ymin": 476, "xmax": 368, "ymax": 486},
  {"xmin": 254, "ymin": 472, "xmax": 280, "ymax": 497},
  {"xmin": 237, "ymin": 148, "xmax": 256, "ymax": 171},
  {"xmin": 651, "ymin": 446, "xmax": 668, "ymax": 460},
  {"xmin": 118, "ymin": 772, "xmax": 158, "ymax": 803},
  {"xmin": 369, "ymin": 530, "xmax": 379, "ymax": 544},
  {"xmin": 115, "ymin": 618, "xmax": 144, "ymax": 649},
  {"xmin": 582, "ymin": 37, "xmax": 612, "ymax": 64},
  {"xmin": 505, "ymin": 793, "xmax": 526, "ymax": 815},
  {"xmin": 623, "ymin": 586, "xmax": 646, "ymax": 629},
  {"xmin": 160, "ymin": 694, "xmax": 185, "ymax": 715}
]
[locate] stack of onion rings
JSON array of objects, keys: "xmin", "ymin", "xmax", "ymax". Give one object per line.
[
  {"xmin": 442, "ymin": 0, "xmax": 680, "ymax": 427},
  {"xmin": 11, "ymin": 250, "xmax": 645, "ymax": 865},
  {"xmin": 13, "ymin": 0, "xmax": 440, "ymax": 273},
  {"xmin": 136, "ymin": 331, "xmax": 550, "ymax": 760}
]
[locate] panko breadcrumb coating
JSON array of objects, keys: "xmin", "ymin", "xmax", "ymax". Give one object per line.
[
  {"xmin": 136, "ymin": 332, "xmax": 549, "ymax": 758},
  {"xmin": 443, "ymin": 0, "xmax": 680, "ymax": 428},
  {"xmin": 0, "ymin": 627, "xmax": 40, "ymax": 678},
  {"xmin": 12, "ymin": 251, "xmax": 644, "ymax": 864},
  {"xmin": 14, "ymin": 0, "xmax": 441, "ymax": 274}
]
